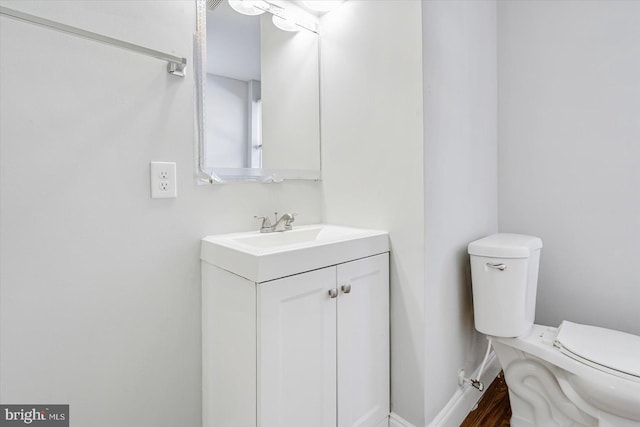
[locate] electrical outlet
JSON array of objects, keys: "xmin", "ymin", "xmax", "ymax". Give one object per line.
[{"xmin": 150, "ymin": 162, "xmax": 177, "ymax": 198}]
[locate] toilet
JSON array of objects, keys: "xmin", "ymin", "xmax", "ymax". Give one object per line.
[{"xmin": 468, "ymin": 234, "xmax": 640, "ymax": 427}]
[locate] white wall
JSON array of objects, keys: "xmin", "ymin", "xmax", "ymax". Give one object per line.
[
  {"xmin": 206, "ymin": 1, "xmax": 260, "ymax": 80},
  {"xmin": 260, "ymin": 15, "xmax": 320, "ymax": 172},
  {"xmin": 320, "ymin": 1, "xmax": 426, "ymax": 425},
  {"xmin": 207, "ymin": 73, "xmax": 248, "ymax": 168},
  {"xmin": 0, "ymin": 2, "xmax": 322, "ymax": 426},
  {"xmin": 422, "ymin": 1, "xmax": 498, "ymax": 424},
  {"xmin": 498, "ymin": 0, "xmax": 640, "ymax": 335}
]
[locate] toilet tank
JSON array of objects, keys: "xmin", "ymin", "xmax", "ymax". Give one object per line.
[{"xmin": 468, "ymin": 234, "xmax": 543, "ymax": 338}]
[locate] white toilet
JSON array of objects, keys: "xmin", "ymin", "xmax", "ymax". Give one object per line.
[{"xmin": 468, "ymin": 234, "xmax": 640, "ymax": 427}]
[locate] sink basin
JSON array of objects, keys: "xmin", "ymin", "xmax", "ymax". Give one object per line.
[
  {"xmin": 201, "ymin": 224, "xmax": 389, "ymax": 282},
  {"xmin": 230, "ymin": 227, "xmax": 327, "ymax": 249}
]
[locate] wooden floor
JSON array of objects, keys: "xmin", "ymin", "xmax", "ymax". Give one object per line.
[{"xmin": 460, "ymin": 372, "xmax": 511, "ymax": 427}]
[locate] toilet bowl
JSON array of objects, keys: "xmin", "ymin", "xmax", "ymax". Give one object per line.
[{"xmin": 468, "ymin": 234, "xmax": 640, "ymax": 427}]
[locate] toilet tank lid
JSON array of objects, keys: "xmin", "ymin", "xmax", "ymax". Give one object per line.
[
  {"xmin": 556, "ymin": 321, "xmax": 640, "ymax": 379},
  {"xmin": 468, "ymin": 233, "xmax": 543, "ymax": 258}
]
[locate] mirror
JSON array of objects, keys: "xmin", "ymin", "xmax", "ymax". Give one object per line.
[{"xmin": 195, "ymin": 0, "xmax": 321, "ymax": 183}]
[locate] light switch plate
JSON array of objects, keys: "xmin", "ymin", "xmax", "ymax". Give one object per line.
[{"xmin": 150, "ymin": 162, "xmax": 177, "ymax": 198}]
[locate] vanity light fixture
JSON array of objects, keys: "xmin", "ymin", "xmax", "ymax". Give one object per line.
[
  {"xmin": 301, "ymin": 0, "xmax": 344, "ymax": 13},
  {"xmin": 227, "ymin": 0, "xmax": 268, "ymax": 16},
  {"xmin": 228, "ymin": 0, "xmax": 318, "ymax": 33}
]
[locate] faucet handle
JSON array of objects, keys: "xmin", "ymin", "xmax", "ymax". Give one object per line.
[
  {"xmin": 254, "ymin": 215, "xmax": 272, "ymax": 229},
  {"xmin": 279, "ymin": 212, "xmax": 297, "ymax": 231}
]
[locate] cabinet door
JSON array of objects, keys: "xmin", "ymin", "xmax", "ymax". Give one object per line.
[
  {"xmin": 258, "ymin": 267, "xmax": 337, "ymax": 427},
  {"xmin": 337, "ymin": 253, "xmax": 390, "ymax": 427}
]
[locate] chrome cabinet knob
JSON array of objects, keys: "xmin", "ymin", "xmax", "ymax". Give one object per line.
[
  {"xmin": 341, "ymin": 284, "xmax": 352, "ymax": 294},
  {"xmin": 328, "ymin": 288, "xmax": 338, "ymax": 299}
]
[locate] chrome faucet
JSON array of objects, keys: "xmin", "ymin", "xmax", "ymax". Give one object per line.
[{"xmin": 254, "ymin": 212, "xmax": 296, "ymax": 233}]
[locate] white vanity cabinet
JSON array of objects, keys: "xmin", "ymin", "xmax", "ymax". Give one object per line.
[
  {"xmin": 259, "ymin": 254, "xmax": 389, "ymax": 427},
  {"xmin": 201, "ymin": 226, "xmax": 389, "ymax": 427}
]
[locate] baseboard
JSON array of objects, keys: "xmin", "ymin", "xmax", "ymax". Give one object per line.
[
  {"xmin": 389, "ymin": 412, "xmax": 416, "ymax": 427},
  {"xmin": 426, "ymin": 352, "xmax": 501, "ymax": 427}
]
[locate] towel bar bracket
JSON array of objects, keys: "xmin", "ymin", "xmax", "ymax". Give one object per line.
[{"xmin": 167, "ymin": 61, "xmax": 187, "ymax": 78}]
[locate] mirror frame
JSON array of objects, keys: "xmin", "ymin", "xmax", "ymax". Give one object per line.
[{"xmin": 194, "ymin": 0, "xmax": 322, "ymax": 184}]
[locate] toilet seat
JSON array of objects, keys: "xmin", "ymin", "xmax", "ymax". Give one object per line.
[{"xmin": 555, "ymin": 321, "xmax": 640, "ymax": 382}]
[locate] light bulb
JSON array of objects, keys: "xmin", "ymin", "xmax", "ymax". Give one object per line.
[
  {"xmin": 228, "ymin": 0, "xmax": 267, "ymax": 16},
  {"xmin": 272, "ymin": 14, "xmax": 300, "ymax": 32}
]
